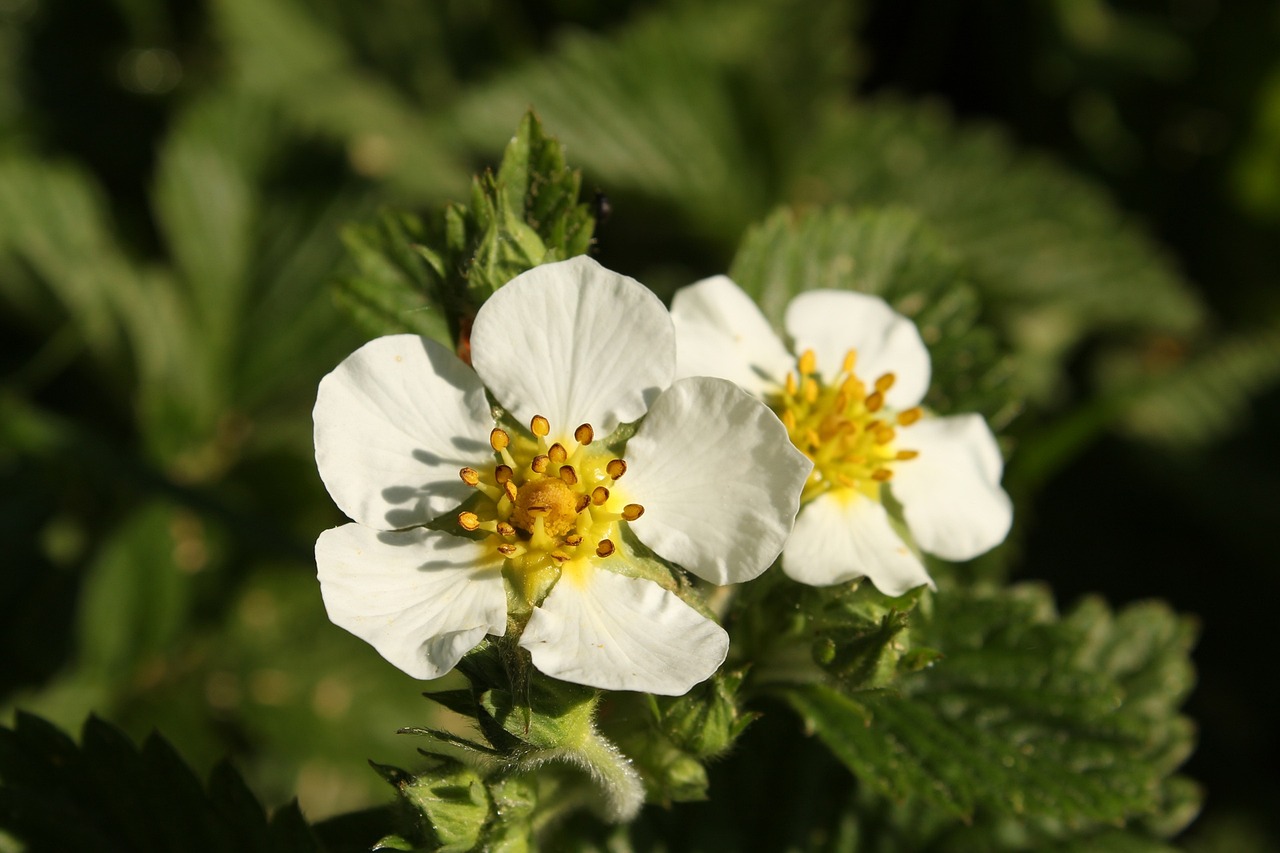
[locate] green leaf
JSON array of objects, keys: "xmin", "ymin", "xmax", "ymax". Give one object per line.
[
  {"xmin": 728, "ymin": 206, "xmax": 1020, "ymax": 428},
  {"xmin": 780, "ymin": 585, "xmax": 1198, "ymax": 832},
  {"xmin": 0, "ymin": 713, "xmax": 322, "ymax": 853}
]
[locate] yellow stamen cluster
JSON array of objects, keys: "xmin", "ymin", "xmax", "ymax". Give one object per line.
[
  {"xmin": 773, "ymin": 348, "xmax": 922, "ymax": 503},
  {"xmin": 457, "ymin": 415, "xmax": 643, "ymax": 596}
]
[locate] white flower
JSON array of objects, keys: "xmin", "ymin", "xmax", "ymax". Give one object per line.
[
  {"xmin": 671, "ymin": 276, "xmax": 1012, "ymax": 596},
  {"xmin": 313, "ymin": 257, "xmax": 811, "ymax": 695}
]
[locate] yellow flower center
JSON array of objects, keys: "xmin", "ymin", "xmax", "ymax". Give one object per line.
[
  {"xmin": 771, "ymin": 348, "xmax": 922, "ymax": 504},
  {"xmin": 456, "ymin": 416, "xmax": 644, "ymax": 604}
]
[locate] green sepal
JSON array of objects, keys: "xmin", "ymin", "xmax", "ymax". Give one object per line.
[
  {"xmin": 372, "ymin": 756, "xmax": 492, "ymax": 853},
  {"xmin": 649, "ymin": 668, "xmax": 758, "ymax": 760},
  {"xmin": 480, "ymin": 677, "xmax": 599, "ymax": 752}
]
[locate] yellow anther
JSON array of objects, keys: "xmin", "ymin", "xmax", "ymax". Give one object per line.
[
  {"xmin": 871, "ymin": 468, "xmax": 893, "ymax": 482},
  {"xmin": 875, "ymin": 426, "xmax": 896, "ymax": 445},
  {"xmin": 531, "ymin": 415, "xmax": 550, "ymax": 437},
  {"xmin": 591, "ymin": 486, "xmax": 610, "ymax": 505},
  {"xmin": 806, "ymin": 429, "xmax": 821, "ymax": 450},
  {"xmin": 622, "ymin": 504, "xmax": 645, "ymax": 521},
  {"xmin": 575, "ymin": 494, "xmax": 591, "ymax": 513},
  {"xmin": 897, "ymin": 407, "xmax": 923, "ymax": 426},
  {"xmin": 551, "ymin": 551, "xmax": 571, "ymax": 563},
  {"xmin": 565, "ymin": 532, "xmax": 584, "ymax": 547},
  {"xmin": 494, "ymin": 464, "xmax": 513, "ymax": 484},
  {"xmin": 803, "ymin": 377, "xmax": 819, "ymax": 404},
  {"xmin": 785, "ymin": 372, "xmax": 797, "ymax": 396},
  {"xmin": 458, "ymin": 511, "xmax": 480, "ymax": 531},
  {"xmin": 781, "ymin": 409, "xmax": 797, "ymax": 431},
  {"xmin": 459, "ymin": 467, "xmax": 480, "ymax": 486},
  {"xmin": 606, "ymin": 459, "xmax": 627, "ymax": 480},
  {"xmin": 865, "ymin": 391, "xmax": 884, "ymax": 412},
  {"xmin": 490, "ymin": 428, "xmax": 510, "ymax": 451},
  {"xmin": 596, "ymin": 539, "xmax": 615, "ymax": 558},
  {"xmin": 875, "ymin": 373, "xmax": 896, "ymax": 393},
  {"xmin": 841, "ymin": 348, "xmax": 857, "ymax": 374},
  {"xmin": 531, "ymin": 455, "xmax": 550, "ymax": 474},
  {"xmin": 798, "ymin": 349, "xmax": 817, "ymax": 376},
  {"xmin": 574, "ymin": 423, "xmax": 594, "ymax": 445},
  {"xmin": 503, "ymin": 480, "xmax": 518, "ymax": 503},
  {"xmin": 497, "ymin": 543, "xmax": 517, "ymax": 556},
  {"xmin": 559, "ymin": 465, "xmax": 578, "ymax": 486},
  {"xmin": 548, "ymin": 443, "xmax": 567, "ymax": 465},
  {"xmin": 496, "ymin": 521, "xmax": 516, "ymax": 537},
  {"xmin": 896, "ymin": 449, "xmax": 919, "ymax": 461}
]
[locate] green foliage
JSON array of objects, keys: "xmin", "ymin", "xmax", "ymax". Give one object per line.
[
  {"xmin": 0, "ymin": 713, "xmax": 319, "ymax": 853},
  {"xmin": 778, "ymin": 584, "xmax": 1199, "ymax": 840},
  {"xmin": 333, "ymin": 112, "xmax": 595, "ymax": 344},
  {"xmin": 729, "ymin": 206, "xmax": 1021, "ymax": 428}
]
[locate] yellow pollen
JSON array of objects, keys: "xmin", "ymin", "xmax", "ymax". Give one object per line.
[
  {"xmin": 865, "ymin": 391, "xmax": 884, "ymax": 412},
  {"xmin": 497, "ymin": 543, "xmax": 517, "ymax": 556},
  {"xmin": 548, "ymin": 443, "xmax": 567, "ymax": 465},
  {"xmin": 897, "ymin": 407, "xmax": 923, "ymax": 426},
  {"xmin": 531, "ymin": 415, "xmax": 550, "ymax": 437},
  {"xmin": 592, "ymin": 486, "xmax": 610, "ymax": 505},
  {"xmin": 458, "ymin": 511, "xmax": 480, "ymax": 531},
  {"xmin": 622, "ymin": 504, "xmax": 644, "ymax": 521},
  {"xmin": 606, "ymin": 459, "xmax": 627, "ymax": 479},
  {"xmin": 875, "ymin": 372, "xmax": 896, "ymax": 393},
  {"xmin": 494, "ymin": 464, "xmax": 513, "ymax": 484},
  {"xmin": 496, "ymin": 521, "xmax": 516, "ymax": 537},
  {"xmin": 490, "ymin": 428, "xmax": 510, "ymax": 451},
  {"xmin": 785, "ymin": 373, "xmax": 797, "ymax": 396},
  {"xmin": 559, "ymin": 465, "xmax": 578, "ymax": 486},
  {"xmin": 841, "ymin": 348, "xmax": 857, "ymax": 374},
  {"xmin": 896, "ymin": 449, "xmax": 919, "ymax": 460},
  {"xmin": 575, "ymin": 423, "xmax": 594, "ymax": 445},
  {"xmin": 565, "ymin": 532, "xmax": 584, "ymax": 546},
  {"xmin": 875, "ymin": 426, "xmax": 896, "ymax": 445},
  {"xmin": 459, "ymin": 467, "xmax": 480, "ymax": 486},
  {"xmin": 596, "ymin": 539, "xmax": 615, "ymax": 558},
  {"xmin": 798, "ymin": 349, "xmax": 817, "ymax": 376},
  {"xmin": 872, "ymin": 468, "xmax": 893, "ymax": 482},
  {"xmin": 503, "ymin": 480, "xmax": 518, "ymax": 503},
  {"xmin": 531, "ymin": 455, "xmax": 550, "ymax": 474},
  {"xmin": 575, "ymin": 494, "xmax": 591, "ymax": 512},
  {"xmin": 512, "ymin": 478, "xmax": 579, "ymax": 538}
]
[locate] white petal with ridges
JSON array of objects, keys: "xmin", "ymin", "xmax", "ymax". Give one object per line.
[
  {"xmin": 622, "ymin": 377, "xmax": 812, "ymax": 585},
  {"xmin": 470, "ymin": 257, "xmax": 675, "ymax": 441},
  {"xmin": 316, "ymin": 524, "xmax": 507, "ymax": 680},
  {"xmin": 783, "ymin": 491, "xmax": 934, "ymax": 596},
  {"xmin": 891, "ymin": 414, "xmax": 1012, "ymax": 561},
  {"xmin": 314, "ymin": 335, "xmax": 494, "ymax": 529},
  {"xmin": 785, "ymin": 290, "xmax": 931, "ymax": 409},
  {"xmin": 519, "ymin": 567, "xmax": 728, "ymax": 695},
  {"xmin": 670, "ymin": 275, "xmax": 794, "ymax": 397}
]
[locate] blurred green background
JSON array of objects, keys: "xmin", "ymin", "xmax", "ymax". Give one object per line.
[{"xmin": 1, "ymin": 0, "xmax": 1277, "ymax": 849}]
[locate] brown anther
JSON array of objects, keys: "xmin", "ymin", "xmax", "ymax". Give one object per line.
[
  {"xmin": 896, "ymin": 407, "xmax": 923, "ymax": 426},
  {"xmin": 496, "ymin": 521, "xmax": 516, "ymax": 537},
  {"xmin": 872, "ymin": 468, "xmax": 894, "ymax": 482},
  {"xmin": 494, "ymin": 464, "xmax": 513, "ymax": 484},
  {"xmin": 622, "ymin": 504, "xmax": 645, "ymax": 521},
  {"xmin": 551, "ymin": 551, "xmax": 571, "ymax": 563},
  {"xmin": 574, "ymin": 423, "xmax": 594, "ymax": 445},
  {"xmin": 496, "ymin": 543, "xmax": 517, "ymax": 556},
  {"xmin": 490, "ymin": 428, "xmax": 510, "ymax": 451},
  {"xmin": 606, "ymin": 459, "xmax": 627, "ymax": 480},
  {"xmin": 841, "ymin": 348, "xmax": 858, "ymax": 374},
  {"xmin": 531, "ymin": 415, "xmax": 550, "ymax": 437},
  {"xmin": 503, "ymin": 480, "xmax": 518, "ymax": 502},
  {"xmin": 798, "ymin": 349, "xmax": 817, "ymax": 376},
  {"xmin": 575, "ymin": 494, "xmax": 591, "ymax": 512},
  {"xmin": 874, "ymin": 372, "xmax": 896, "ymax": 393},
  {"xmin": 458, "ymin": 511, "xmax": 480, "ymax": 531},
  {"xmin": 559, "ymin": 465, "xmax": 579, "ymax": 486},
  {"xmin": 548, "ymin": 443, "xmax": 567, "ymax": 464},
  {"xmin": 865, "ymin": 391, "xmax": 885, "ymax": 412},
  {"xmin": 565, "ymin": 533, "xmax": 584, "ymax": 546},
  {"xmin": 896, "ymin": 449, "xmax": 919, "ymax": 461},
  {"xmin": 531, "ymin": 455, "xmax": 550, "ymax": 474},
  {"xmin": 595, "ymin": 539, "xmax": 616, "ymax": 558},
  {"xmin": 875, "ymin": 426, "xmax": 896, "ymax": 445},
  {"xmin": 591, "ymin": 486, "xmax": 610, "ymax": 505},
  {"xmin": 459, "ymin": 467, "xmax": 480, "ymax": 486}
]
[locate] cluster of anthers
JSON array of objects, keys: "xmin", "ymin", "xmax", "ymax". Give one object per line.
[
  {"xmin": 456, "ymin": 415, "xmax": 643, "ymax": 587},
  {"xmin": 774, "ymin": 348, "xmax": 923, "ymax": 503}
]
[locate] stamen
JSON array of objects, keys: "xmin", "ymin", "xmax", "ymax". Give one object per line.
[
  {"xmin": 798, "ymin": 349, "xmax": 817, "ymax": 376},
  {"xmin": 785, "ymin": 372, "xmax": 797, "ymax": 396},
  {"xmin": 803, "ymin": 377, "xmax": 819, "ymax": 404},
  {"xmin": 591, "ymin": 486, "xmax": 610, "ymax": 505},
  {"xmin": 574, "ymin": 423, "xmax": 594, "ymax": 445},
  {"xmin": 872, "ymin": 468, "xmax": 893, "ymax": 482},
  {"xmin": 622, "ymin": 504, "xmax": 645, "ymax": 521},
  {"xmin": 606, "ymin": 459, "xmax": 627, "ymax": 480},
  {"xmin": 496, "ymin": 521, "xmax": 516, "ymax": 537},
  {"xmin": 496, "ymin": 543, "xmax": 517, "ymax": 556},
  {"xmin": 865, "ymin": 391, "xmax": 884, "ymax": 412},
  {"xmin": 531, "ymin": 415, "xmax": 550, "ymax": 437},
  {"xmin": 897, "ymin": 407, "xmax": 923, "ymax": 426},
  {"xmin": 875, "ymin": 373, "xmax": 896, "ymax": 393},
  {"xmin": 551, "ymin": 551, "xmax": 571, "ymax": 563},
  {"xmin": 781, "ymin": 409, "xmax": 797, "ymax": 431},
  {"xmin": 565, "ymin": 532, "xmax": 583, "ymax": 546},
  {"xmin": 896, "ymin": 449, "xmax": 919, "ymax": 460},
  {"xmin": 531, "ymin": 455, "xmax": 550, "ymax": 474},
  {"xmin": 458, "ymin": 512, "xmax": 480, "ymax": 531},
  {"xmin": 459, "ymin": 467, "xmax": 480, "ymax": 486},
  {"xmin": 841, "ymin": 348, "xmax": 857, "ymax": 374},
  {"xmin": 503, "ymin": 480, "xmax": 518, "ymax": 503},
  {"xmin": 875, "ymin": 426, "xmax": 896, "ymax": 445},
  {"xmin": 575, "ymin": 494, "xmax": 591, "ymax": 512},
  {"xmin": 596, "ymin": 539, "xmax": 615, "ymax": 558},
  {"xmin": 559, "ymin": 465, "xmax": 578, "ymax": 486},
  {"xmin": 548, "ymin": 443, "xmax": 567, "ymax": 465},
  {"xmin": 494, "ymin": 464, "xmax": 513, "ymax": 484},
  {"xmin": 490, "ymin": 428, "xmax": 510, "ymax": 452}
]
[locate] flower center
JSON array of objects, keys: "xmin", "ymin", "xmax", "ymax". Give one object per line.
[
  {"xmin": 770, "ymin": 348, "xmax": 922, "ymax": 503},
  {"xmin": 456, "ymin": 416, "xmax": 644, "ymax": 602}
]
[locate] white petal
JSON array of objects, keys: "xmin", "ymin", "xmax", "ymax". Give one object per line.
[
  {"xmin": 470, "ymin": 256, "xmax": 675, "ymax": 441},
  {"xmin": 622, "ymin": 377, "xmax": 812, "ymax": 585},
  {"xmin": 670, "ymin": 275, "xmax": 793, "ymax": 397},
  {"xmin": 316, "ymin": 524, "xmax": 507, "ymax": 680},
  {"xmin": 891, "ymin": 414, "xmax": 1013, "ymax": 561},
  {"xmin": 314, "ymin": 335, "xmax": 494, "ymax": 529},
  {"xmin": 519, "ymin": 568, "xmax": 728, "ymax": 695},
  {"xmin": 785, "ymin": 290, "xmax": 931, "ymax": 409},
  {"xmin": 782, "ymin": 491, "xmax": 934, "ymax": 596}
]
